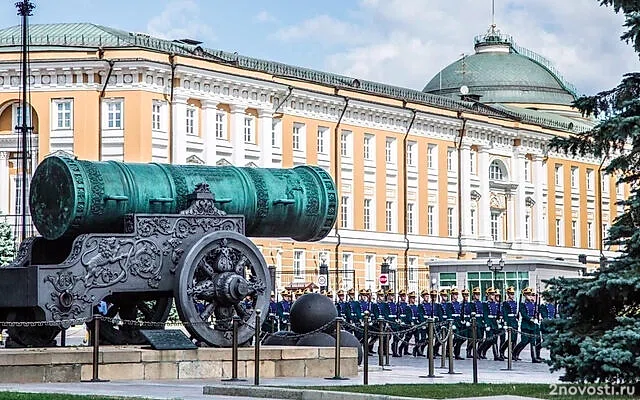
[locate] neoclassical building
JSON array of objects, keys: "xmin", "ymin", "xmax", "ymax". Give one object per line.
[{"xmin": 0, "ymin": 23, "xmax": 623, "ymax": 296}]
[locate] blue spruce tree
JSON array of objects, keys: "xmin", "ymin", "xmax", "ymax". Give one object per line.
[{"xmin": 0, "ymin": 216, "xmax": 15, "ymax": 265}]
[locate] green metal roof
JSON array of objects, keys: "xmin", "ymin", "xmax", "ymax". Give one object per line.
[{"xmin": 0, "ymin": 23, "xmax": 586, "ymax": 134}]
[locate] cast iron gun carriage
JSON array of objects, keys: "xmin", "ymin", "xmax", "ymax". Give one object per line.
[{"xmin": 0, "ymin": 154, "xmax": 337, "ymax": 347}]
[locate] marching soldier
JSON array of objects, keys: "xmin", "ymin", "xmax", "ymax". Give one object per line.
[
  {"xmin": 368, "ymin": 289, "xmax": 386, "ymax": 354},
  {"xmin": 460, "ymin": 288, "xmax": 472, "ymax": 359},
  {"xmin": 478, "ymin": 287, "xmax": 504, "ymax": 360},
  {"xmin": 262, "ymin": 291, "xmax": 279, "ymax": 333},
  {"xmin": 538, "ymin": 299, "xmax": 557, "ymax": 361},
  {"xmin": 500, "ymin": 286, "xmax": 519, "ymax": 359},
  {"xmin": 336, "ymin": 289, "xmax": 350, "ymax": 322},
  {"xmin": 447, "ymin": 288, "xmax": 466, "ymax": 360},
  {"xmin": 434, "ymin": 288, "xmax": 449, "ymax": 357},
  {"xmin": 397, "ymin": 289, "xmax": 411, "ymax": 356},
  {"xmin": 277, "ymin": 290, "xmax": 292, "ymax": 331},
  {"xmin": 385, "ymin": 289, "xmax": 401, "ymax": 357},
  {"xmin": 467, "ymin": 287, "xmax": 485, "ymax": 358},
  {"xmin": 513, "ymin": 287, "xmax": 542, "ymax": 363},
  {"xmin": 494, "ymin": 288, "xmax": 507, "ymax": 359}
]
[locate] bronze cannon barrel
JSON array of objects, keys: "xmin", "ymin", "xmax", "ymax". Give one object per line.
[{"xmin": 29, "ymin": 155, "xmax": 337, "ymax": 242}]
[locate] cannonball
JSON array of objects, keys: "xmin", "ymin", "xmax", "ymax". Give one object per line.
[
  {"xmin": 262, "ymin": 330, "xmax": 298, "ymax": 346},
  {"xmin": 332, "ymin": 330, "xmax": 363, "ymax": 365},
  {"xmin": 290, "ymin": 293, "xmax": 338, "ymax": 334},
  {"xmin": 295, "ymin": 332, "xmax": 336, "ymax": 347}
]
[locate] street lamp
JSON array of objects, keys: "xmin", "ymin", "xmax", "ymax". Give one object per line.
[
  {"xmin": 319, "ymin": 254, "xmax": 328, "ymax": 293},
  {"xmin": 486, "ymin": 257, "xmax": 505, "ymax": 290}
]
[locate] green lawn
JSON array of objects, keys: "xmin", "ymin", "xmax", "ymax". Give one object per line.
[
  {"xmin": 303, "ymin": 383, "xmax": 639, "ymax": 399},
  {"xmin": 0, "ymin": 393, "xmax": 139, "ymax": 400}
]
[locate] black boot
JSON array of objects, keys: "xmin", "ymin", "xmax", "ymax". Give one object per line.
[
  {"xmin": 531, "ymin": 345, "xmax": 541, "ymax": 363},
  {"xmin": 392, "ymin": 340, "xmax": 400, "ymax": 357},
  {"xmin": 535, "ymin": 344, "xmax": 543, "ymax": 362},
  {"xmin": 512, "ymin": 341, "xmax": 526, "ymax": 361},
  {"xmin": 454, "ymin": 341, "xmax": 465, "ymax": 360},
  {"xmin": 492, "ymin": 343, "xmax": 504, "ymax": 361},
  {"xmin": 466, "ymin": 343, "xmax": 473, "ymax": 358}
]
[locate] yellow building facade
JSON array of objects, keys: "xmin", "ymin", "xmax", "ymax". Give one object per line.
[{"xmin": 0, "ymin": 23, "xmax": 623, "ymax": 295}]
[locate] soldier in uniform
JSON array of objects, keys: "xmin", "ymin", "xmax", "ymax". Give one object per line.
[
  {"xmin": 478, "ymin": 287, "xmax": 504, "ymax": 360},
  {"xmin": 447, "ymin": 288, "xmax": 466, "ymax": 360},
  {"xmin": 500, "ymin": 286, "xmax": 519, "ymax": 360},
  {"xmin": 467, "ymin": 287, "xmax": 485, "ymax": 359},
  {"xmin": 434, "ymin": 289, "xmax": 449, "ymax": 357},
  {"xmin": 397, "ymin": 289, "xmax": 411, "ymax": 356},
  {"xmin": 368, "ymin": 289, "xmax": 386, "ymax": 354},
  {"xmin": 415, "ymin": 289, "xmax": 432, "ymax": 357},
  {"xmin": 539, "ymin": 299, "xmax": 557, "ymax": 361},
  {"xmin": 385, "ymin": 289, "xmax": 401, "ymax": 357},
  {"xmin": 262, "ymin": 291, "xmax": 279, "ymax": 333},
  {"xmin": 335, "ymin": 289, "xmax": 351, "ymax": 323},
  {"xmin": 513, "ymin": 287, "xmax": 542, "ymax": 363},
  {"xmin": 277, "ymin": 290, "xmax": 292, "ymax": 331}
]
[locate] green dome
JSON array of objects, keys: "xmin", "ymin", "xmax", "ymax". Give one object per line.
[{"xmin": 423, "ymin": 31, "xmax": 577, "ymax": 106}]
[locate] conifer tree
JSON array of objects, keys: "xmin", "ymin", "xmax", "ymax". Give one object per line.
[
  {"xmin": 544, "ymin": 0, "xmax": 640, "ymax": 384},
  {"xmin": 0, "ymin": 216, "xmax": 15, "ymax": 265}
]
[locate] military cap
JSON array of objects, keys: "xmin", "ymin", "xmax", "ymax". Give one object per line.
[
  {"xmin": 494, "ymin": 288, "xmax": 501, "ymax": 296},
  {"xmin": 359, "ymin": 288, "xmax": 367, "ymax": 295},
  {"xmin": 506, "ymin": 286, "xmax": 516, "ymax": 294},
  {"xmin": 321, "ymin": 290, "xmax": 328, "ymax": 296},
  {"xmin": 377, "ymin": 288, "xmax": 386, "ymax": 295},
  {"xmin": 337, "ymin": 289, "xmax": 345, "ymax": 296},
  {"xmin": 439, "ymin": 288, "xmax": 449, "ymax": 296},
  {"xmin": 280, "ymin": 289, "xmax": 289, "ymax": 296},
  {"xmin": 347, "ymin": 288, "xmax": 355, "ymax": 295},
  {"xmin": 408, "ymin": 291, "xmax": 417, "ymax": 297},
  {"xmin": 326, "ymin": 290, "xmax": 334, "ymax": 297},
  {"xmin": 398, "ymin": 289, "xmax": 407, "ymax": 296},
  {"xmin": 522, "ymin": 287, "xmax": 535, "ymax": 296},
  {"xmin": 472, "ymin": 287, "xmax": 481, "ymax": 294},
  {"xmin": 304, "ymin": 288, "xmax": 311, "ymax": 294},
  {"xmin": 365, "ymin": 288, "xmax": 372, "ymax": 295},
  {"xmin": 461, "ymin": 288, "xmax": 470, "ymax": 295},
  {"xmin": 387, "ymin": 289, "xmax": 395, "ymax": 296},
  {"xmin": 295, "ymin": 289, "xmax": 304, "ymax": 295},
  {"xmin": 450, "ymin": 287, "xmax": 459, "ymax": 295},
  {"xmin": 430, "ymin": 289, "xmax": 438, "ymax": 296},
  {"xmin": 421, "ymin": 289, "xmax": 430, "ymax": 296},
  {"xmin": 270, "ymin": 291, "xmax": 275, "ymax": 296},
  {"xmin": 485, "ymin": 287, "xmax": 496, "ymax": 295}
]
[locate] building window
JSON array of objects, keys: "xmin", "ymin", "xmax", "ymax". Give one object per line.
[
  {"xmin": 215, "ymin": 112, "xmax": 226, "ymax": 139},
  {"xmin": 489, "ymin": 160, "xmax": 505, "ymax": 181},
  {"xmin": 53, "ymin": 99, "xmax": 72, "ymax": 129},
  {"xmin": 407, "ymin": 202, "xmax": 415, "ymax": 234},
  {"xmin": 317, "ymin": 127, "xmax": 328, "ymax": 154},
  {"xmin": 340, "ymin": 196, "xmax": 349, "ymax": 229},
  {"xmin": 571, "ymin": 167, "xmax": 578, "ymax": 188},
  {"xmin": 571, "ymin": 220, "xmax": 578, "ymax": 247},
  {"xmin": 428, "ymin": 144, "xmax": 437, "ymax": 169},
  {"xmin": 105, "ymin": 100, "xmax": 122, "ymax": 129},
  {"xmin": 14, "ymin": 104, "xmax": 32, "ymax": 128},
  {"xmin": 447, "ymin": 148, "xmax": 455, "ymax": 171},
  {"xmin": 408, "ymin": 257, "xmax": 417, "ymax": 282},
  {"xmin": 427, "ymin": 205, "xmax": 434, "ymax": 235},
  {"xmin": 556, "ymin": 218, "xmax": 563, "ymax": 246},
  {"xmin": 363, "ymin": 198, "xmax": 372, "ymax": 230},
  {"xmin": 293, "ymin": 250, "xmax": 304, "ymax": 280},
  {"xmin": 602, "ymin": 173, "xmax": 609, "ymax": 193},
  {"xmin": 587, "ymin": 221, "xmax": 593, "ymax": 248},
  {"xmin": 407, "ymin": 142, "xmax": 415, "ymax": 166},
  {"xmin": 524, "ymin": 160, "xmax": 531, "ymax": 182},
  {"xmin": 555, "ymin": 165, "xmax": 562, "ymax": 186},
  {"xmin": 439, "ymin": 272, "xmax": 457, "ymax": 288},
  {"xmin": 186, "ymin": 106, "xmax": 196, "ymax": 135},
  {"xmin": 468, "ymin": 271, "xmax": 529, "ymax": 297},
  {"xmin": 491, "ymin": 213, "xmax": 499, "ymax": 241},
  {"xmin": 447, "ymin": 207, "xmax": 454, "ymax": 237},
  {"xmin": 340, "ymin": 130, "xmax": 352, "ymax": 158},
  {"xmin": 342, "ymin": 253, "xmax": 353, "ymax": 289},
  {"xmin": 365, "ymin": 254, "xmax": 375, "ymax": 289},
  {"xmin": 272, "ymin": 119, "xmax": 281, "ymax": 148},
  {"xmin": 364, "ymin": 134, "xmax": 373, "ymax": 160},
  {"xmin": 243, "ymin": 116, "xmax": 254, "ymax": 143},
  {"xmin": 470, "ymin": 150, "xmax": 476, "ymax": 175},
  {"xmin": 603, "ymin": 223, "xmax": 609, "ymax": 242},
  {"xmin": 470, "ymin": 209, "xmax": 476, "ymax": 235},
  {"xmin": 586, "ymin": 169, "xmax": 594, "ymax": 191},
  {"xmin": 525, "ymin": 214, "xmax": 530, "ymax": 240},
  {"xmin": 292, "ymin": 123, "xmax": 304, "ymax": 150},
  {"xmin": 385, "ymin": 139, "xmax": 393, "ymax": 163},
  {"xmin": 385, "ymin": 201, "xmax": 393, "ymax": 232}
]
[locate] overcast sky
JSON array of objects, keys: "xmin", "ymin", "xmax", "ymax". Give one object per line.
[{"xmin": 2, "ymin": 0, "xmax": 637, "ymax": 95}]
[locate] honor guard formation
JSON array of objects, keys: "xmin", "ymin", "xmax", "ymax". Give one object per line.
[{"xmin": 261, "ymin": 286, "xmax": 559, "ymax": 363}]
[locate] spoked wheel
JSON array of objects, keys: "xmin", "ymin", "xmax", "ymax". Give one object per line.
[
  {"xmin": 92, "ymin": 296, "xmax": 173, "ymax": 345},
  {"xmin": 175, "ymin": 231, "xmax": 271, "ymax": 347},
  {"xmin": 6, "ymin": 309, "xmax": 61, "ymax": 348}
]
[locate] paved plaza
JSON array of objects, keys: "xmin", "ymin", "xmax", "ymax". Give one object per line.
[{"xmin": 0, "ymin": 350, "xmax": 561, "ymax": 400}]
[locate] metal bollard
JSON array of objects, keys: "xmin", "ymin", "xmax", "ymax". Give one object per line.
[
  {"xmin": 419, "ymin": 318, "xmax": 441, "ymax": 379},
  {"xmin": 363, "ymin": 311, "xmax": 369, "ymax": 385},
  {"xmin": 325, "ymin": 317, "xmax": 348, "ymax": 380},
  {"xmin": 254, "ymin": 310, "xmax": 261, "ymax": 386},
  {"xmin": 472, "ymin": 314, "xmax": 478, "ymax": 384},
  {"xmin": 82, "ymin": 314, "xmax": 109, "ymax": 382},
  {"xmin": 440, "ymin": 324, "xmax": 446, "ymax": 369},
  {"xmin": 501, "ymin": 326, "xmax": 513, "ymax": 371},
  {"xmin": 377, "ymin": 317, "xmax": 384, "ymax": 367},
  {"xmin": 60, "ymin": 328, "xmax": 66, "ymax": 347},
  {"xmin": 443, "ymin": 321, "xmax": 461, "ymax": 375},
  {"xmin": 383, "ymin": 323, "xmax": 390, "ymax": 367},
  {"xmin": 222, "ymin": 316, "xmax": 246, "ymax": 382}
]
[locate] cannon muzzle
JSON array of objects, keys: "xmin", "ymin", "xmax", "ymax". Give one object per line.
[{"xmin": 29, "ymin": 155, "xmax": 337, "ymax": 241}]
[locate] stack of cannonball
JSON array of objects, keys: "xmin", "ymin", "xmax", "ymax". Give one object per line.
[{"xmin": 262, "ymin": 293, "xmax": 363, "ymax": 365}]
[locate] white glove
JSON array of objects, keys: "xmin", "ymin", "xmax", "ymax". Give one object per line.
[
  {"xmin": 497, "ymin": 324, "xmax": 503, "ymax": 329},
  {"xmin": 465, "ymin": 322, "xmax": 471, "ymax": 327},
  {"xmin": 452, "ymin": 326, "xmax": 457, "ymax": 330},
  {"xmin": 533, "ymin": 319, "xmax": 539, "ymax": 325},
  {"xmin": 485, "ymin": 327, "xmax": 490, "ymax": 332}
]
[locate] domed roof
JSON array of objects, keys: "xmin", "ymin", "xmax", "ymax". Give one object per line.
[{"xmin": 423, "ymin": 27, "xmax": 577, "ymax": 106}]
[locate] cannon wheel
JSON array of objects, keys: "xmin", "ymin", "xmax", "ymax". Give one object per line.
[
  {"xmin": 6, "ymin": 309, "xmax": 60, "ymax": 348},
  {"xmin": 95, "ymin": 296, "xmax": 173, "ymax": 345},
  {"xmin": 174, "ymin": 231, "xmax": 270, "ymax": 347}
]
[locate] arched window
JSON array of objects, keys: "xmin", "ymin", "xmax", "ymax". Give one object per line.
[{"xmin": 489, "ymin": 160, "xmax": 507, "ymax": 181}]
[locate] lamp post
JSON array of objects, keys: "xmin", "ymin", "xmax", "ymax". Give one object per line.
[
  {"xmin": 319, "ymin": 255, "xmax": 329, "ymax": 293},
  {"xmin": 486, "ymin": 257, "xmax": 505, "ymax": 289}
]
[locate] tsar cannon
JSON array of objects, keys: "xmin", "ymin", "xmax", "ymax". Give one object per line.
[{"xmin": 0, "ymin": 154, "xmax": 337, "ymax": 347}]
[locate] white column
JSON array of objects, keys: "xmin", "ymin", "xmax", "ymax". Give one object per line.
[
  {"xmin": 202, "ymin": 101, "xmax": 218, "ymax": 166},
  {"xmin": 460, "ymin": 143, "xmax": 472, "ymax": 237},
  {"xmin": 514, "ymin": 152, "xmax": 527, "ymax": 242},
  {"xmin": 258, "ymin": 110, "xmax": 273, "ymax": 168},
  {"xmin": 478, "ymin": 146, "xmax": 492, "ymax": 241},
  {"xmin": 0, "ymin": 152, "xmax": 9, "ymax": 215},
  {"xmin": 533, "ymin": 155, "xmax": 546, "ymax": 244},
  {"xmin": 230, "ymin": 105, "xmax": 246, "ymax": 166},
  {"xmin": 171, "ymin": 96, "xmax": 187, "ymax": 164}
]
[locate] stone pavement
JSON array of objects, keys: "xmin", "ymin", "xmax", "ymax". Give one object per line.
[{"xmin": 0, "ymin": 353, "xmax": 561, "ymax": 400}]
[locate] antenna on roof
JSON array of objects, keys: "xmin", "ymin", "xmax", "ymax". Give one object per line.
[{"xmin": 491, "ymin": 0, "xmax": 495, "ymax": 27}]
